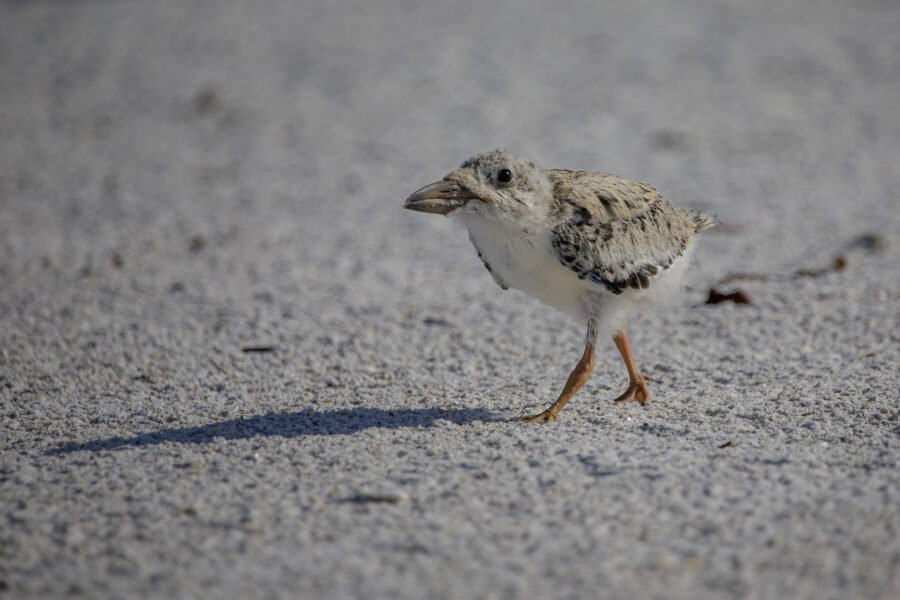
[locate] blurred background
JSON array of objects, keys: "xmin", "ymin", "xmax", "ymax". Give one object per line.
[
  {"xmin": 2, "ymin": 0, "xmax": 899, "ymax": 598},
  {"xmin": 3, "ymin": 0, "xmax": 898, "ymax": 296}
]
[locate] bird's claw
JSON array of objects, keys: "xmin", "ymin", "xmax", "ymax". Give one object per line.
[
  {"xmin": 515, "ymin": 410, "xmax": 558, "ymax": 424},
  {"xmin": 613, "ymin": 379, "xmax": 650, "ymax": 404}
]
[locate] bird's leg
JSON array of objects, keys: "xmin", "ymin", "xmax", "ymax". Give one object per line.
[
  {"xmin": 611, "ymin": 329, "xmax": 650, "ymax": 404},
  {"xmin": 518, "ymin": 319, "xmax": 597, "ymax": 424},
  {"xmin": 518, "ymin": 343, "xmax": 595, "ymax": 423}
]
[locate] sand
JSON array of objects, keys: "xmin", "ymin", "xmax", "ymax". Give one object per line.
[{"xmin": 1, "ymin": 0, "xmax": 898, "ymax": 598}]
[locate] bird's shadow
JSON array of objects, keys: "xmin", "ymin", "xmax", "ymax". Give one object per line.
[{"xmin": 47, "ymin": 407, "xmax": 496, "ymax": 455}]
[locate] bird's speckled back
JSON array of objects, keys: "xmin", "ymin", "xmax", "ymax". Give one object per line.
[{"xmin": 547, "ymin": 169, "xmax": 715, "ymax": 295}]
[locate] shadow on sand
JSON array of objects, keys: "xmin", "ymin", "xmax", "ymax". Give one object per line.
[{"xmin": 47, "ymin": 406, "xmax": 496, "ymax": 455}]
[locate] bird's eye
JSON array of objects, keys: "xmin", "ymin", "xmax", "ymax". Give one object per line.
[{"xmin": 497, "ymin": 168, "xmax": 513, "ymax": 183}]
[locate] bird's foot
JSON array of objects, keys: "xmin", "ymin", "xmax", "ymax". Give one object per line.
[
  {"xmin": 515, "ymin": 409, "xmax": 558, "ymax": 424},
  {"xmin": 613, "ymin": 378, "xmax": 650, "ymax": 405}
]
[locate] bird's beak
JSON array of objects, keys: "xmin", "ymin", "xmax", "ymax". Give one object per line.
[{"xmin": 404, "ymin": 180, "xmax": 477, "ymax": 215}]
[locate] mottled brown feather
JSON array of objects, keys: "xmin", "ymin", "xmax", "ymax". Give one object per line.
[{"xmin": 547, "ymin": 169, "xmax": 714, "ymax": 295}]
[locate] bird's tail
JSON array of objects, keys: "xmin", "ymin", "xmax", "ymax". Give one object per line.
[{"xmin": 691, "ymin": 211, "xmax": 718, "ymax": 233}]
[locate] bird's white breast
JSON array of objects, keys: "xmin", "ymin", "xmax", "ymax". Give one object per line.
[{"xmin": 460, "ymin": 215, "xmax": 589, "ymax": 321}]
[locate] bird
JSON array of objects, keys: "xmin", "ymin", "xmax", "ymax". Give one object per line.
[{"xmin": 403, "ymin": 149, "xmax": 716, "ymax": 423}]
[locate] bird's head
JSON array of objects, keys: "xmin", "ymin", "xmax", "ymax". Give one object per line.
[{"xmin": 404, "ymin": 149, "xmax": 552, "ymax": 226}]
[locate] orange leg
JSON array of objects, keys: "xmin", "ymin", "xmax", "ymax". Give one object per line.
[
  {"xmin": 612, "ymin": 329, "xmax": 650, "ymax": 404},
  {"xmin": 518, "ymin": 342, "xmax": 595, "ymax": 424}
]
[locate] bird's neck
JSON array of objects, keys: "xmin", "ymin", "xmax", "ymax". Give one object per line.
[{"xmin": 457, "ymin": 211, "xmax": 545, "ymax": 240}]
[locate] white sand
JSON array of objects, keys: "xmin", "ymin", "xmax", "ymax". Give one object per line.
[{"xmin": 1, "ymin": 0, "xmax": 898, "ymax": 598}]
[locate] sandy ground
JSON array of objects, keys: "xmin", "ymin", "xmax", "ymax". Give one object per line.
[{"xmin": 2, "ymin": 0, "xmax": 899, "ymax": 598}]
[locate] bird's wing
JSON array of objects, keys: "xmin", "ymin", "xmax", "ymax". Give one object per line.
[
  {"xmin": 468, "ymin": 232, "xmax": 509, "ymax": 290},
  {"xmin": 547, "ymin": 169, "xmax": 701, "ymax": 295}
]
